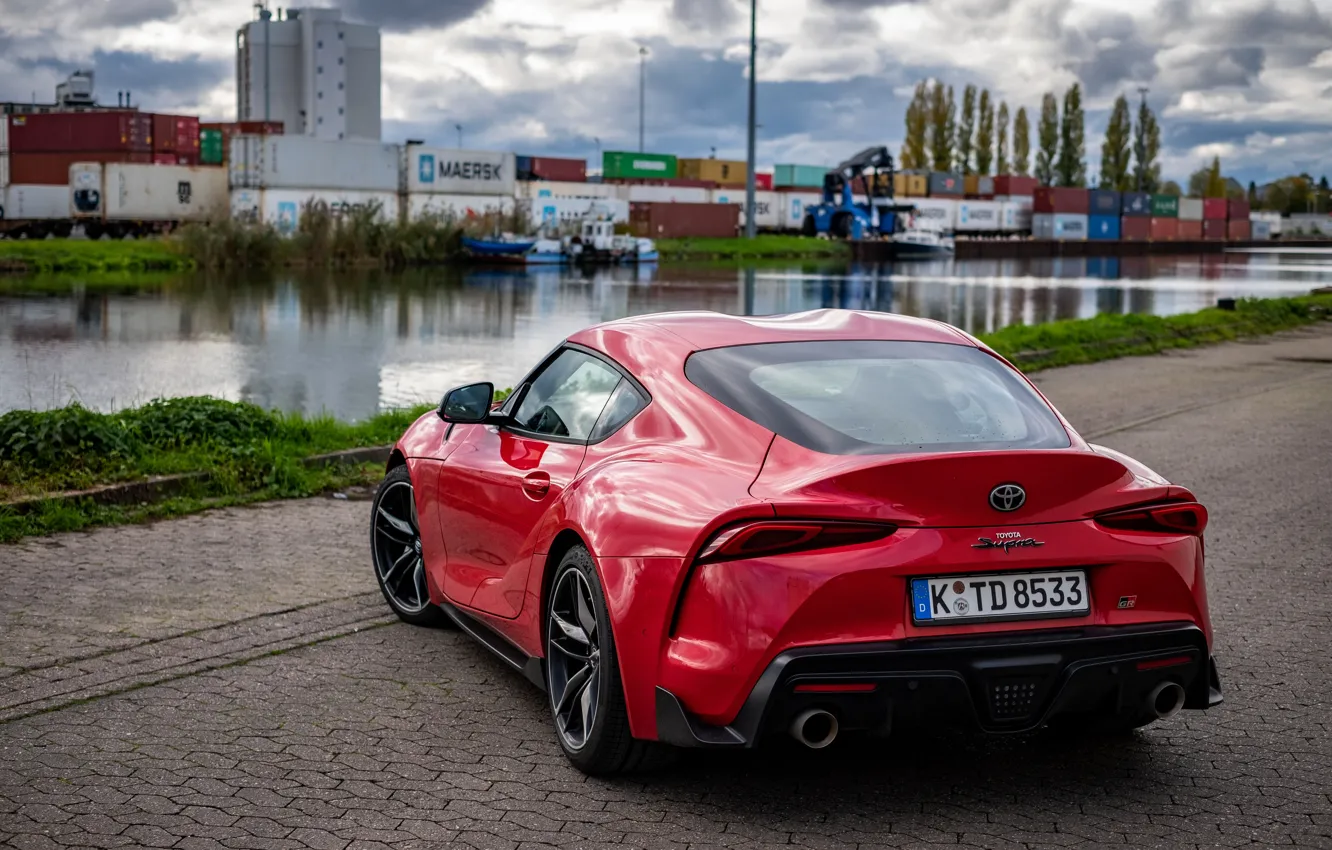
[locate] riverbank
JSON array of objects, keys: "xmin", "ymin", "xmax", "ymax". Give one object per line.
[
  {"xmin": 655, "ymin": 235, "xmax": 848, "ymax": 261},
  {"xmin": 0, "ymin": 240, "xmax": 194, "ymax": 275}
]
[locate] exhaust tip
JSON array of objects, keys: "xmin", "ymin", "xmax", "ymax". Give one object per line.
[
  {"xmin": 790, "ymin": 709, "xmax": 839, "ymax": 749},
  {"xmin": 1148, "ymin": 681, "xmax": 1186, "ymax": 720}
]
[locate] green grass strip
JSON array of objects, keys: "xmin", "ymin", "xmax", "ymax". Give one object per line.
[{"xmin": 0, "ymin": 239, "xmax": 194, "ymax": 274}]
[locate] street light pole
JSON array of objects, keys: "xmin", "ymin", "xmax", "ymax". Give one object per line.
[
  {"xmin": 456, "ymin": 124, "xmax": 463, "ymax": 148},
  {"xmin": 744, "ymin": 0, "xmax": 758, "ymax": 239},
  {"xmin": 639, "ymin": 47, "xmax": 648, "ymax": 152},
  {"xmin": 1136, "ymin": 86, "xmax": 1148, "ymax": 192}
]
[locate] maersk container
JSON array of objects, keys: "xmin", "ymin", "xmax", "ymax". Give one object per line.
[
  {"xmin": 230, "ymin": 188, "xmax": 401, "ymax": 233},
  {"xmin": 523, "ymin": 196, "xmax": 629, "ymax": 226},
  {"xmin": 909, "ymin": 198, "xmax": 958, "ymax": 231},
  {"xmin": 773, "ymin": 164, "xmax": 828, "ymax": 188},
  {"xmin": 70, "ymin": 163, "xmax": 228, "ymax": 222},
  {"xmin": 1151, "ymin": 194, "xmax": 1179, "ymax": 217},
  {"xmin": 603, "ymin": 151, "xmax": 677, "ymax": 180},
  {"xmin": 517, "ymin": 180, "xmax": 616, "ymax": 200},
  {"xmin": 621, "ymin": 184, "xmax": 709, "ymax": 204},
  {"xmin": 1087, "ymin": 214, "xmax": 1120, "ymax": 240},
  {"xmin": 710, "ymin": 189, "xmax": 781, "ymax": 229},
  {"xmin": 956, "ymin": 200, "xmax": 1001, "ymax": 232},
  {"xmin": 1121, "ymin": 191, "xmax": 1151, "ymax": 217},
  {"xmin": 403, "ymin": 145, "xmax": 516, "ymax": 196},
  {"xmin": 1089, "ymin": 189, "xmax": 1120, "ymax": 215},
  {"xmin": 408, "ymin": 193, "xmax": 515, "ymax": 223},
  {"xmin": 928, "ymin": 172, "xmax": 964, "ymax": 196},
  {"xmin": 229, "ymin": 135, "xmax": 400, "ymax": 192},
  {"xmin": 778, "ymin": 192, "xmax": 821, "ymax": 230},
  {"xmin": 999, "ymin": 200, "xmax": 1032, "ymax": 232},
  {"xmin": 2, "ymin": 185, "xmax": 69, "ymax": 220},
  {"xmin": 1178, "ymin": 198, "xmax": 1204, "ymax": 221}
]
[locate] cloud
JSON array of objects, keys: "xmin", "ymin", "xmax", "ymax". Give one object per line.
[
  {"xmin": 0, "ymin": 0, "xmax": 178, "ymax": 28},
  {"xmin": 3, "ymin": 49, "xmax": 227, "ymax": 110},
  {"xmin": 671, "ymin": 0, "xmax": 741, "ymax": 29},
  {"xmin": 339, "ymin": 0, "xmax": 493, "ymax": 32}
]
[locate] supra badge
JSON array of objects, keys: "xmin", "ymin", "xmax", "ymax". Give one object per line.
[{"xmin": 973, "ymin": 530, "xmax": 1045, "ymax": 553}]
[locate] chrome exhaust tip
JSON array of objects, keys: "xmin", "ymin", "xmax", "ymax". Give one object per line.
[
  {"xmin": 790, "ymin": 709, "xmax": 839, "ymax": 749},
  {"xmin": 1148, "ymin": 681, "xmax": 1186, "ymax": 720}
]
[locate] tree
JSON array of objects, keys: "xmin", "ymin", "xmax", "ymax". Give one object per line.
[
  {"xmin": 996, "ymin": 101, "xmax": 1010, "ymax": 174},
  {"xmin": 1013, "ymin": 106, "xmax": 1030, "ymax": 176},
  {"xmin": 1132, "ymin": 98, "xmax": 1162, "ymax": 193},
  {"xmin": 928, "ymin": 81, "xmax": 955, "ymax": 172},
  {"xmin": 1056, "ymin": 83, "xmax": 1086, "ymax": 187},
  {"xmin": 901, "ymin": 81, "xmax": 929, "ymax": 170},
  {"xmin": 1098, "ymin": 94, "xmax": 1132, "ymax": 191},
  {"xmin": 1248, "ymin": 180, "xmax": 1259, "ymax": 208},
  {"xmin": 1320, "ymin": 176, "xmax": 1330, "ymax": 214},
  {"xmin": 1035, "ymin": 93, "xmax": 1059, "ymax": 186},
  {"xmin": 1161, "ymin": 180, "xmax": 1183, "ymax": 197},
  {"xmin": 956, "ymin": 84, "xmax": 977, "ymax": 174},
  {"xmin": 1189, "ymin": 156, "xmax": 1228, "ymax": 198},
  {"xmin": 975, "ymin": 90, "xmax": 995, "ymax": 175}
]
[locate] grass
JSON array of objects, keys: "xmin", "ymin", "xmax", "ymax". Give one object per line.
[
  {"xmin": 0, "ymin": 240, "xmax": 194, "ymax": 275},
  {"xmin": 656, "ymin": 235, "xmax": 850, "ymax": 261}
]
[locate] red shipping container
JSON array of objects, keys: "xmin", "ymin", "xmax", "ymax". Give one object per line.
[
  {"xmin": 1121, "ymin": 216, "xmax": 1151, "ymax": 241},
  {"xmin": 1203, "ymin": 219, "xmax": 1227, "ymax": 240},
  {"xmin": 8, "ymin": 151, "xmax": 153, "ymax": 184},
  {"xmin": 1228, "ymin": 219, "xmax": 1251, "ymax": 240},
  {"xmin": 153, "ymin": 152, "xmax": 177, "ymax": 164},
  {"xmin": 1178, "ymin": 220, "xmax": 1203, "ymax": 240},
  {"xmin": 1203, "ymin": 198, "xmax": 1228, "ymax": 220},
  {"xmin": 630, "ymin": 201, "xmax": 738, "ymax": 238},
  {"xmin": 7, "ymin": 112, "xmax": 152, "ymax": 153},
  {"xmin": 755, "ymin": 172, "xmax": 773, "ymax": 190},
  {"xmin": 1150, "ymin": 217, "xmax": 1179, "ymax": 241},
  {"xmin": 1227, "ymin": 199, "xmax": 1250, "ymax": 220},
  {"xmin": 993, "ymin": 175, "xmax": 1038, "ymax": 196},
  {"xmin": 1033, "ymin": 187, "xmax": 1090, "ymax": 214},
  {"xmin": 528, "ymin": 156, "xmax": 586, "ymax": 182}
]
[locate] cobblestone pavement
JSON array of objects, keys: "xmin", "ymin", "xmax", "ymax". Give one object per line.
[{"xmin": 1, "ymin": 327, "xmax": 1330, "ymax": 849}]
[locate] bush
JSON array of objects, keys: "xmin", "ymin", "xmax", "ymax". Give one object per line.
[
  {"xmin": 121, "ymin": 397, "xmax": 280, "ymax": 449},
  {"xmin": 0, "ymin": 405, "xmax": 134, "ymax": 467}
]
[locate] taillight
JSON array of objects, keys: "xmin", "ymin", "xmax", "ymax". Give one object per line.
[
  {"xmin": 696, "ymin": 521, "xmax": 896, "ymax": 564},
  {"xmin": 1095, "ymin": 502, "xmax": 1208, "ymax": 536}
]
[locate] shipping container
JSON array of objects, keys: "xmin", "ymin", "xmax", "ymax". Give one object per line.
[
  {"xmin": 1032, "ymin": 213, "xmax": 1088, "ymax": 240},
  {"xmin": 8, "ymin": 151, "xmax": 152, "ymax": 185},
  {"xmin": 1227, "ymin": 199, "xmax": 1250, "ymax": 220},
  {"xmin": 1202, "ymin": 219, "xmax": 1227, "ymax": 240},
  {"xmin": 1250, "ymin": 210, "xmax": 1282, "ymax": 235},
  {"xmin": 0, "ymin": 153, "xmax": 7, "ymax": 188},
  {"xmin": 1121, "ymin": 191, "xmax": 1152, "ymax": 217},
  {"xmin": 962, "ymin": 174, "xmax": 995, "ymax": 197},
  {"xmin": 622, "ymin": 184, "xmax": 710, "ymax": 204},
  {"xmin": 7, "ymin": 112, "xmax": 152, "ymax": 153},
  {"xmin": 1177, "ymin": 219, "xmax": 1203, "ymax": 239},
  {"xmin": 230, "ymin": 188, "xmax": 401, "ymax": 233},
  {"xmin": 603, "ymin": 151, "xmax": 677, "ymax": 180},
  {"xmin": 679, "ymin": 158, "xmax": 747, "ymax": 186},
  {"xmin": 1151, "ymin": 194, "xmax": 1179, "ymax": 217},
  {"xmin": 522, "ymin": 196, "xmax": 627, "ymax": 226},
  {"xmin": 402, "ymin": 145, "xmax": 516, "ymax": 196},
  {"xmin": 1087, "ymin": 214, "xmax": 1120, "ymax": 240},
  {"xmin": 518, "ymin": 180, "xmax": 616, "ymax": 200},
  {"xmin": 151, "ymin": 114, "xmax": 200, "ymax": 154},
  {"xmin": 1032, "ymin": 213, "xmax": 1054, "ymax": 240},
  {"xmin": 1227, "ymin": 219, "xmax": 1251, "ymax": 240},
  {"xmin": 773, "ymin": 164, "xmax": 828, "ymax": 188},
  {"xmin": 1178, "ymin": 198, "xmax": 1204, "ymax": 221},
  {"xmin": 1089, "ymin": 189, "xmax": 1121, "ymax": 215},
  {"xmin": 1033, "ymin": 187, "xmax": 1090, "ymax": 214},
  {"xmin": 518, "ymin": 155, "xmax": 587, "ymax": 183},
  {"xmin": 153, "ymin": 153, "xmax": 177, "ymax": 165},
  {"xmin": 229, "ymin": 135, "xmax": 401, "ymax": 192},
  {"xmin": 709, "ymin": 189, "xmax": 781, "ymax": 229},
  {"xmin": 0, "ymin": 121, "xmax": 7, "ymax": 154},
  {"xmin": 999, "ymin": 200, "xmax": 1032, "ymax": 231},
  {"xmin": 777, "ymin": 192, "xmax": 821, "ymax": 230},
  {"xmin": 1, "ymin": 185, "xmax": 68, "ymax": 220},
  {"xmin": 908, "ymin": 198, "xmax": 958, "ymax": 231},
  {"xmin": 755, "ymin": 172, "xmax": 773, "ymax": 191},
  {"xmin": 956, "ymin": 200, "xmax": 1002, "ymax": 232},
  {"xmin": 71, "ymin": 163, "xmax": 228, "ymax": 222},
  {"xmin": 992, "ymin": 175, "xmax": 1037, "ymax": 196},
  {"xmin": 893, "ymin": 173, "xmax": 928, "ymax": 197},
  {"xmin": 1121, "ymin": 216, "xmax": 1151, "ymax": 241},
  {"xmin": 629, "ymin": 201, "xmax": 738, "ymax": 238},
  {"xmin": 603, "ymin": 177, "xmax": 716, "ymax": 189},
  {"xmin": 928, "ymin": 172, "xmax": 964, "ymax": 196},
  {"xmin": 1151, "ymin": 217, "xmax": 1179, "ymax": 241},
  {"xmin": 200, "ymin": 129, "xmax": 224, "ymax": 165},
  {"xmin": 1251, "ymin": 220, "xmax": 1272, "ymax": 240},
  {"xmin": 1202, "ymin": 198, "xmax": 1228, "ymax": 220},
  {"xmin": 409, "ymin": 193, "xmax": 516, "ymax": 223}
]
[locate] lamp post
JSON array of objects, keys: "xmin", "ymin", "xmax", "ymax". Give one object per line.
[
  {"xmin": 456, "ymin": 124, "xmax": 463, "ymax": 148},
  {"xmin": 639, "ymin": 46, "xmax": 648, "ymax": 152},
  {"xmin": 744, "ymin": 0, "xmax": 758, "ymax": 239}
]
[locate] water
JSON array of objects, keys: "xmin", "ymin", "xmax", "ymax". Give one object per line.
[{"xmin": 2, "ymin": 249, "xmax": 1328, "ymax": 421}]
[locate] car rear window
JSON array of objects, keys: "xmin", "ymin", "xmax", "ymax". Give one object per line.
[{"xmin": 685, "ymin": 340, "xmax": 1071, "ymax": 455}]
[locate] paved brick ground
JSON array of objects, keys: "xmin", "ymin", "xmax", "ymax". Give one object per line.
[{"xmin": 1, "ymin": 326, "xmax": 1330, "ymax": 849}]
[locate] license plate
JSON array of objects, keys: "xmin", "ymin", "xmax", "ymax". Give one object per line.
[{"xmin": 910, "ymin": 570, "xmax": 1089, "ymax": 623}]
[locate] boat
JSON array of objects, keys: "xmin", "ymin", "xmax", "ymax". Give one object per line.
[
  {"xmin": 891, "ymin": 227, "xmax": 955, "ymax": 257},
  {"xmin": 460, "ymin": 235, "xmax": 537, "ymax": 257},
  {"xmin": 463, "ymin": 206, "xmax": 657, "ymax": 266}
]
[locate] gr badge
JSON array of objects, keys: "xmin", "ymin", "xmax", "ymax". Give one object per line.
[{"xmin": 1117, "ymin": 595, "xmax": 1138, "ymax": 609}]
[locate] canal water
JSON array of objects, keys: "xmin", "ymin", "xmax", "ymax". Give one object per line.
[{"xmin": 2, "ymin": 248, "xmax": 1328, "ymax": 420}]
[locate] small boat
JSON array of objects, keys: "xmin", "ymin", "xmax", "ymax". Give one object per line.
[
  {"xmin": 891, "ymin": 227, "xmax": 955, "ymax": 257},
  {"xmin": 461, "ymin": 235, "xmax": 537, "ymax": 258},
  {"xmin": 462, "ymin": 208, "xmax": 658, "ymax": 265}
]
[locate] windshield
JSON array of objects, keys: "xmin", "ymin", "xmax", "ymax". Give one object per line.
[{"xmin": 685, "ymin": 339, "xmax": 1071, "ymax": 455}]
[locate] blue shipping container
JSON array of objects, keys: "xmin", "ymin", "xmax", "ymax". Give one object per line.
[
  {"xmin": 1088, "ymin": 215, "xmax": 1121, "ymax": 240},
  {"xmin": 1089, "ymin": 189, "xmax": 1120, "ymax": 215},
  {"xmin": 1121, "ymin": 191, "xmax": 1152, "ymax": 216}
]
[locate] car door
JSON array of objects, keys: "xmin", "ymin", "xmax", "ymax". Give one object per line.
[{"xmin": 436, "ymin": 347, "xmax": 625, "ymax": 618}]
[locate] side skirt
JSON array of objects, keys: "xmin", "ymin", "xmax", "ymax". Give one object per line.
[{"xmin": 439, "ymin": 602, "xmax": 546, "ymax": 692}]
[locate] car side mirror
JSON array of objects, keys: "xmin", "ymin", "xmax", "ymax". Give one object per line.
[{"xmin": 438, "ymin": 382, "xmax": 494, "ymax": 423}]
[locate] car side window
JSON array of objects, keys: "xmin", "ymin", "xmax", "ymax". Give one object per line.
[
  {"xmin": 589, "ymin": 380, "xmax": 647, "ymax": 442},
  {"xmin": 513, "ymin": 349, "xmax": 622, "ymax": 441}
]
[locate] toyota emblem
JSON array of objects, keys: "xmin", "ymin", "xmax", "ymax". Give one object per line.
[{"xmin": 989, "ymin": 484, "xmax": 1026, "ymax": 512}]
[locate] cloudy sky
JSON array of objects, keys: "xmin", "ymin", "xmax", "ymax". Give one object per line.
[{"xmin": 2, "ymin": 0, "xmax": 1330, "ymax": 185}]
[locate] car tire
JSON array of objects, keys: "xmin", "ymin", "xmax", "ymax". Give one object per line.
[
  {"xmin": 545, "ymin": 545, "xmax": 674, "ymax": 775},
  {"xmin": 801, "ymin": 214, "xmax": 817, "ymax": 237},
  {"xmin": 370, "ymin": 465, "xmax": 449, "ymax": 628}
]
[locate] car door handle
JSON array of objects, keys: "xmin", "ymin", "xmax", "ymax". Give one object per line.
[{"xmin": 522, "ymin": 472, "xmax": 551, "ymax": 499}]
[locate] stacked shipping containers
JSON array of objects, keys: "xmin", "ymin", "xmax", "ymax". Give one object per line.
[
  {"xmin": 1227, "ymin": 199, "xmax": 1251, "ymax": 240},
  {"xmin": 1151, "ymin": 195, "xmax": 1179, "ymax": 240},
  {"xmin": 1202, "ymin": 198, "xmax": 1228, "ymax": 240},
  {"xmin": 1032, "ymin": 188, "xmax": 1089, "ymax": 240},
  {"xmin": 400, "ymin": 144, "xmax": 516, "ymax": 223},
  {"xmin": 1179, "ymin": 198, "xmax": 1204, "ymax": 239},
  {"xmin": 1120, "ymin": 191, "xmax": 1151, "ymax": 241},
  {"xmin": 1088, "ymin": 190, "xmax": 1120, "ymax": 240},
  {"xmin": 150, "ymin": 114, "xmax": 200, "ymax": 165},
  {"xmin": 199, "ymin": 121, "xmax": 284, "ymax": 164}
]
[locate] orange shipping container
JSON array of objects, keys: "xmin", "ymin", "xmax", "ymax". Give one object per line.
[
  {"xmin": 893, "ymin": 173, "xmax": 928, "ymax": 196},
  {"xmin": 1177, "ymin": 220, "xmax": 1203, "ymax": 240},
  {"xmin": 1150, "ymin": 217, "xmax": 1178, "ymax": 241},
  {"xmin": 630, "ymin": 201, "xmax": 738, "ymax": 238},
  {"xmin": 678, "ymin": 158, "xmax": 748, "ymax": 186}
]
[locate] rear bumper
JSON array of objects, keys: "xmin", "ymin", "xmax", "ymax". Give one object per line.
[{"xmin": 656, "ymin": 622, "xmax": 1221, "ymax": 748}]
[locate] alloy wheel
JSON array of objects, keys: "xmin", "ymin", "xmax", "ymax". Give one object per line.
[
  {"xmin": 371, "ymin": 480, "xmax": 429, "ymax": 614},
  {"xmin": 547, "ymin": 567, "xmax": 602, "ymax": 751}
]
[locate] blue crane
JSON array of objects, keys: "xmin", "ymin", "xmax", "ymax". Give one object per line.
[{"xmin": 800, "ymin": 146, "xmax": 914, "ymax": 240}]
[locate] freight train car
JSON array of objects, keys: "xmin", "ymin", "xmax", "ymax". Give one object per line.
[{"xmin": 70, "ymin": 162, "xmax": 228, "ymax": 237}]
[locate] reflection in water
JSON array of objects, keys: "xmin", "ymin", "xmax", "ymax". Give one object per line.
[{"xmin": 1, "ymin": 249, "xmax": 1326, "ymax": 420}]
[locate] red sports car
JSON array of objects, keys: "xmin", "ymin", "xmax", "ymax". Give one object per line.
[{"xmin": 371, "ymin": 309, "xmax": 1222, "ymax": 774}]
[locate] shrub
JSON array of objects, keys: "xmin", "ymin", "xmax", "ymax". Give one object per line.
[
  {"xmin": 121, "ymin": 397, "xmax": 280, "ymax": 449},
  {"xmin": 0, "ymin": 405, "xmax": 134, "ymax": 467}
]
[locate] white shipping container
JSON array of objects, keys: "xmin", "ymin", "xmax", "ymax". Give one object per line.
[
  {"xmin": 1032, "ymin": 214, "xmax": 1054, "ymax": 240},
  {"xmin": 1250, "ymin": 210, "xmax": 1282, "ymax": 235},
  {"xmin": 522, "ymin": 196, "xmax": 628, "ymax": 226},
  {"xmin": 995, "ymin": 194, "xmax": 1033, "ymax": 211},
  {"xmin": 406, "ymin": 193, "xmax": 515, "ymax": 223},
  {"xmin": 999, "ymin": 200, "xmax": 1033, "ymax": 231},
  {"xmin": 777, "ymin": 192, "xmax": 821, "ymax": 230},
  {"xmin": 710, "ymin": 189, "xmax": 781, "ymax": 229},
  {"xmin": 1051, "ymin": 213, "xmax": 1088, "ymax": 240},
  {"xmin": 70, "ymin": 163, "xmax": 228, "ymax": 222},
  {"xmin": 0, "ymin": 121, "xmax": 8, "ymax": 155},
  {"xmin": 957, "ymin": 200, "xmax": 1002, "ymax": 232},
  {"xmin": 1179, "ymin": 198, "xmax": 1204, "ymax": 221},
  {"xmin": 229, "ymin": 135, "xmax": 400, "ymax": 192},
  {"xmin": 2, "ymin": 185, "xmax": 68, "ymax": 220},
  {"xmin": 403, "ymin": 145, "xmax": 516, "ymax": 196},
  {"xmin": 1251, "ymin": 220, "xmax": 1273, "ymax": 240},
  {"xmin": 0, "ymin": 153, "xmax": 8, "ymax": 188},
  {"xmin": 907, "ymin": 198, "xmax": 958, "ymax": 231},
  {"xmin": 621, "ymin": 185, "xmax": 710, "ymax": 204},
  {"xmin": 517, "ymin": 181, "xmax": 615, "ymax": 200},
  {"xmin": 231, "ymin": 188, "xmax": 400, "ymax": 234}
]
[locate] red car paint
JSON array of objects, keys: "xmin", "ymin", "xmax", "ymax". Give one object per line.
[{"xmin": 393, "ymin": 309, "xmax": 1216, "ymax": 741}]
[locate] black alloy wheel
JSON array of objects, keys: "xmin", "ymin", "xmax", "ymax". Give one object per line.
[{"xmin": 370, "ymin": 465, "xmax": 447, "ymax": 627}]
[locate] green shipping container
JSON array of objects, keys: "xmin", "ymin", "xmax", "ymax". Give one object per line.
[
  {"xmin": 1151, "ymin": 194, "xmax": 1179, "ymax": 217},
  {"xmin": 774, "ymin": 164, "xmax": 829, "ymax": 188},
  {"xmin": 200, "ymin": 129, "xmax": 224, "ymax": 165},
  {"xmin": 602, "ymin": 151, "xmax": 677, "ymax": 180}
]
